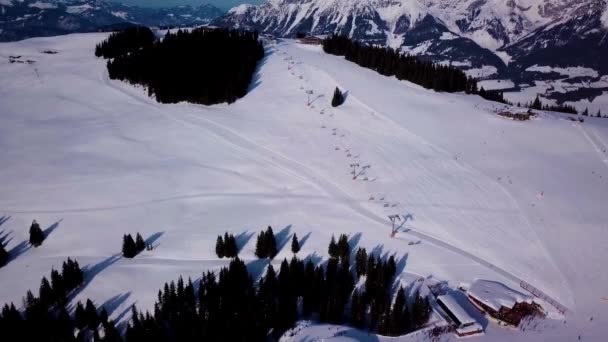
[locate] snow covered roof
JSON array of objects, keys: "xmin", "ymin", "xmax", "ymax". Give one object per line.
[
  {"xmin": 456, "ymin": 322, "xmax": 483, "ymax": 336},
  {"xmin": 468, "ymin": 280, "xmax": 532, "ymax": 312},
  {"xmin": 437, "ymin": 293, "xmax": 477, "ymax": 327}
]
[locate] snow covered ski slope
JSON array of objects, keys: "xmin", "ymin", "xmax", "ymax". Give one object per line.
[{"xmin": 1, "ymin": 33, "xmax": 608, "ymax": 341}]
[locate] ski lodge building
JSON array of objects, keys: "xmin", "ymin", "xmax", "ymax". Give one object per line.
[
  {"xmin": 436, "ymin": 293, "xmax": 484, "ymax": 337},
  {"xmin": 467, "ymin": 280, "xmax": 544, "ymax": 326}
]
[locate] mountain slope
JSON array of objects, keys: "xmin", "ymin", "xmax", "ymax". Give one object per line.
[
  {"xmin": 1, "ymin": 33, "xmax": 608, "ymax": 340},
  {"xmin": 0, "ymin": 0, "xmax": 224, "ymax": 41}
]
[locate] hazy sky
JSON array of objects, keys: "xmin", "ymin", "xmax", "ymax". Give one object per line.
[{"xmin": 119, "ymin": 0, "xmax": 264, "ymax": 11}]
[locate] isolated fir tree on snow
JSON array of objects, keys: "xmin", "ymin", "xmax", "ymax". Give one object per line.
[
  {"xmin": 331, "ymin": 87, "xmax": 345, "ymax": 107},
  {"xmin": 291, "ymin": 233, "xmax": 300, "ymax": 254},
  {"xmin": 122, "ymin": 234, "xmax": 137, "ymax": 258},
  {"xmin": 531, "ymin": 95, "xmax": 543, "ymax": 110},
  {"xmin": 29, "ymin": 220, "xmax": 44, "ymax": 247}
]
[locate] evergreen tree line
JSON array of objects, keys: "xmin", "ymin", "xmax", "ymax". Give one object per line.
[
  {"xmin": 122, "ymin": 233, "xmax": 146, "ymax": 258},
  {"xmin": 0, "ymin": 259, "xmax": 121, "ymax": 341},
  {"xmin": 99, "ymin": 27, "xmax": 264, "ymax": 105},
  {"xmin": 94, "ymin": 26, "xmax": 155, "ymax": 59},
  {"xmin": 478, "ymin": 87, "xmax": 510, "ymax": 105},
  {"xmin": 528, "ymin": 95, "xmax": 578, "ymax": 114},
  {"xmin": 255, "ymin": 226, "xmax": 278, "ymax": 259},
  {"xmin": 582, "ymin": 107, "xmax": 605, "ymax": 118},
  {"xmin": 215, "ymin": 232, "xmax": 238, "ymax": 258},
  {"xmin": 125, "ymin": 236, "xmax": 432, "ymax": 341},
  {"xmin": 323, "ymin": 35, "xmax": 477, "ymax": 94}
]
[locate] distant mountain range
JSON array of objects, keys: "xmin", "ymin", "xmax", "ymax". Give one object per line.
[
  {"xmin": 215, "ymin": 0, "xmax": 608, "ymax": 86},
  {"xmin": 0, "ymin": 0, "xmax": 224, "ymax": 42}
]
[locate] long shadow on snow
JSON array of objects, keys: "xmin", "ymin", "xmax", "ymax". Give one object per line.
[
  {"xmin": 101, "ymin": 292, "xmax": 131, "ymax": 317},
  {"xmin": 247, "ymin": 48, "xmax": 274, "ymax": 93},
  {"xmin": 247, "ymin": 258, "xmax": 270, "ymax": 282},
  {"xmin": 43, "ymin": 219, "xmax": 62, "ymax": 240},
  {"xmin": 0, "ymin": 215, "xmax": 10, "ymax": 227},
  {"xmin": 274, "ymin": 224, "xmax": 292, "ymax": 253},
  {"xmin": 236, "ymin": 231, "xmax": 255, "ymax": 253},
  {"xmin": 298, "ymin": 232, "xmax": 312, "ymax": 250},
  {"xmin": 69, "ymin": 254, "xmax": 122, "ymax": 301},
  {"xmin": 145, "ymin": 231, "xmax": 164, "ymax": 249},
  {"xmin": 0, "ymin": 229, "xmax": 13, "ymax": 248}
]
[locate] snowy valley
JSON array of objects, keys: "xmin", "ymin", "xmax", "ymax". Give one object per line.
[{"xmin": 216, "ymin": 0, "xmax": 608, "ymax": 114}]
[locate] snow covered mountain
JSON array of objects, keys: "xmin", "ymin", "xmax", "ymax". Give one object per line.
[
  {"xmin": 0, "ymin": 0, "xmax": 224, "ymax": 42},
  {"xmin": 216, "ymin": 0, "xmax": 608, "ymax": 106}
]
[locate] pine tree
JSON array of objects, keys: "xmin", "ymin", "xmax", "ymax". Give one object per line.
[
  {"xmin": 328, "ymin": 235, "xmax": 339, "ymax": 259},
  {"xmin": 135, "ymin": 233, "xmax": 146, "ymax": 252},
  {"xmin": 38, "ymin": 276, "xmax": 53, "ymax": 308},
  {"xmin": 583, "ymin": 108, "xmax": 589, "ymax": 116},
  {"xmin": 266, "ymin": 226, "xmax": 278, "ymax": 259},
  {"xmin": 74, "ymin": 301, "xmax": 87, "ymax": 329},
  {"xmin": 50, "ymin": 268, "xmax": 66, "ymax": 305},
  {"xmin": 122, "ymin": 234, "xmax": 137, "ymax": 258},
  {"xmin": 255, "ymin": 230, "xmax": 267, "ymax": 258},
  {"xmin": 85, "ymin": 299, "xmax": 99, "ymax": 328},
  {"xmin": 337, "ymin": 234, "xmax": 349, "ymax": 261},
  {"xmin": 291, "ymin": 233, "xmax": 300, "ymax": 254},
  {"xmin": 350, "ymin": 290, "xmax": 365, "ymax": 328},
  {"xmin": 29, "ymin": 220, "xmax": 44, "ymax": 247},
  {"xmin": 531, "ymin": 95, "xmax": 543, "ymax": 110},
  {"xmin": 331, "ymin": 87, "xmax": 344, "ymax": 107},
  {"xmin": 412, "ymin": 291, "xmax": 430, "ymax": 328},
  {"xmin": 389, "ymin": 287, "xmax": 407, "ymax": 335},
  {"xmin": 355, "ymin": 248, "xmax": 367, "ymax": 277},
  {"xmin": 0, "ymin": 243, "xmax": 8, "ymax": 267},
  {"xmin": 597, "ymin": 109, "xmax": 602, "ymax": 118},
  {"xmin": 215, "ymin": 235, "xmax": 225, "ymax": 258}
]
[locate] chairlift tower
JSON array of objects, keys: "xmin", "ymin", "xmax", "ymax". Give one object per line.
[
  {"xmin": 388, "ymin": 214, "xmax": 402, "ymax": 237},
  {"xmin": 350, "ymin": 163, "xmax": 360, "ymax": 179}
]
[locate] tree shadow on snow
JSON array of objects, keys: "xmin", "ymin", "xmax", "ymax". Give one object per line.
[
  {"xmin": 69, "ymin": 254, "xmax": 122, "ymax": 300},
  {"xmin": 43, "ymin": 219, "xmax": 62, "ymax": 240},
  {"xmin": 7, "ymin": 238, "xmax": 31, "ymax": 262},
  {"xmin": 247, "ymin": 258, "xmax": 270, "ymax": 282},
  {"xmin": 274, "ymin": 225, "xmax": 292, "ymax": 253},
  {"xmin": 348, "ymin": 232, "xmax": 362, "ymax": 262},
  {"xmin": 0, "ymin": 229, "xmax": 13, "ymax": 248},
  {"xmin": 298, "ymin": 232, "xmax": 312, "ymax": 250},
  {"xmin": 303, "ymin": 252, "xmax": 322, "ymax": 266},
  {"xmin": 101, "ymin": 292, "xmax": 131, "ymax": 317},
  {"xmin": 248, "ymin": 48, "xmax": 274, "ymax": 93},
  {"xmin": 0, "ymin": 215, "xmax": 11, "ymax": 227},
  {"xmin": 145, "ymin": 231, "xmax": 164, "ymax": 249},
  {"xmin": 235, "ymin": 231, "xmax": 255, "ymax": 253}
]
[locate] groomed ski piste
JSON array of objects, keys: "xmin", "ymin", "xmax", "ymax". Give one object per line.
[{"xmin": 1, "ymin": 33, "xmax": 607, "ymax": 341}]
